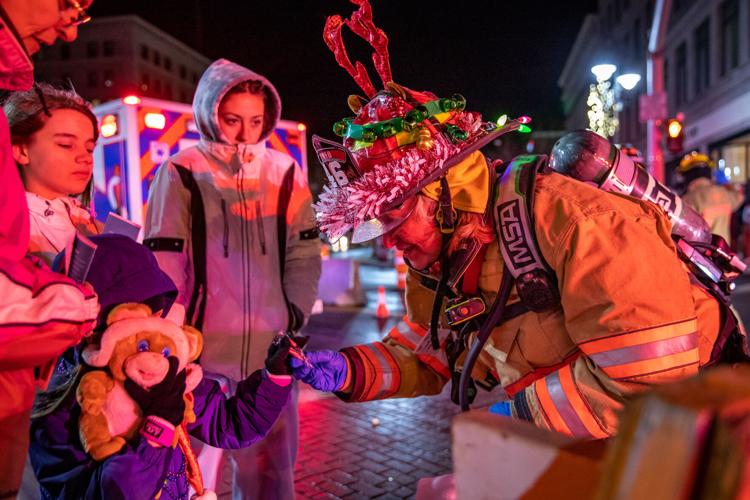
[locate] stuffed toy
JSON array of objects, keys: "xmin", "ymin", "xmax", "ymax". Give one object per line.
[{"xmin": 76, "ymin": 302, "xmax": 203, "ymax": 460}]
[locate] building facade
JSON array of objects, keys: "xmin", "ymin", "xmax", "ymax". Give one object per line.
[
  {"xmin": 34, "ymin": 15, "xmax": 211, "ymax": 105},
  {"xmin": 559, "ymin": 0, "xmax": 750, "ymax": 185}
]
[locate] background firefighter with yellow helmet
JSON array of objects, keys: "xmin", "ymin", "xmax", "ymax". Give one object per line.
[
  {"xmin": 290, "ymin": 0, "xmax": 747, "ymax": 441},
  {"xmin": 679, "ymin": 151, "xmax": 744, "ymax": 242}
]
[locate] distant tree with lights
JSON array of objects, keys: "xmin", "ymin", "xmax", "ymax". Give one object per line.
[{"xmin": 587, "ymin": 79, "xmax": 618, "ymax": 138}]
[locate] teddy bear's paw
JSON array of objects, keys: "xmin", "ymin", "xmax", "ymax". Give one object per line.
[{"xmin": 81, "ymin": 399, "xmax": 106, "ymax": 415}]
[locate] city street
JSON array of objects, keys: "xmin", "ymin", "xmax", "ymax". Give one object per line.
[
  {"xmin": 6, "ymin": 1, "xmax": 750, "ymax": 498},
  {"xmin": 220, "ymin": 252, "xmax": 750, "ymax": 499},
  {"xmin": 292, "ymin": 258, "xmax": 464, "ymax": 499}
]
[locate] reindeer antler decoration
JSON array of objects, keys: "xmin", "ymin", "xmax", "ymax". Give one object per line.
[{"xmin": 323, "ymin": 0, "xmax": 393, "ymax": 98}]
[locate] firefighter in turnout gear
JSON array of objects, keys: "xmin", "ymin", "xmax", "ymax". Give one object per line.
[
  {"xmin": 678, "ymin": 151, "xmax": 744, "ymax": 243},
  {"xmin": 292, "ymin": 0, "xmax": 747, "ymax": 439}
]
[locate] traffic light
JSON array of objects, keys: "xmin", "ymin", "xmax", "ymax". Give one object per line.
[{"xmin": 666, "ymin": 117, "xmax": 684, "ymax": 154}]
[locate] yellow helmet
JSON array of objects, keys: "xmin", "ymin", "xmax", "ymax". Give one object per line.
[{"xmin": 678, "ymin": 151, "xmax": 715, "ymax": 172}]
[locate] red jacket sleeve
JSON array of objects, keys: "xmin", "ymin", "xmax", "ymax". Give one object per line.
[{"xmin": 0, "ymin": 256, "xmax": 98, "ymax": 371}]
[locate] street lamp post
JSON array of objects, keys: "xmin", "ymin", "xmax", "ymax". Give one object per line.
[{"xmin": 645, "ymin": 0, "xmax": 672, "ymax": 183}]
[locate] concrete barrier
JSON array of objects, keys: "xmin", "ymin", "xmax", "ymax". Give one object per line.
[
  {"xmin": 452, "ymin": 412, "xmax": 604, "ymax": 499},
  {"xmin": 317, "ymin": 257, "xmax": 366, "ymax": 306}
]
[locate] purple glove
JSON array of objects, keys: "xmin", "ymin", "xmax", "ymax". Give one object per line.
[{"xmin": 290, "ymin": 350, "xmax": 348, "ymax": 392}]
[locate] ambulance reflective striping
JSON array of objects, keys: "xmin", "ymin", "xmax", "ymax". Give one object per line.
[
  {"xmin": 138, "ymin": 111, "xmax": 192, "ymax": 179},
  {"xmin": 579, "ymin": 318, "xmax": 698, "ymax": 355},
  {"xmin": 268, "ymin": 130, "xmax": 296, "ymax": 159}
]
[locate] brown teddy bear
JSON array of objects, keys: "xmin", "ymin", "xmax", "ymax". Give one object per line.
[{"xmin": 76, "ymin": 302, "xmax": 203, "ymax": 461}]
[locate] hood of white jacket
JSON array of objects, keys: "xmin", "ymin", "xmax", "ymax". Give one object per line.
[{"xmin": 192, "ymin": 58, "xmax": 281, "ymax": 145}]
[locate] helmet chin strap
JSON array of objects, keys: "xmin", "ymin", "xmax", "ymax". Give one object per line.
[{"xmin": 429, "ymin": 177, "xmax": 456, "ymax": 350}]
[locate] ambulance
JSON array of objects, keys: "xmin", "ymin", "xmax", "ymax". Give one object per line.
[{"xmin": 92, "ymin": 95, "xmax": 308, "ymax": 226}]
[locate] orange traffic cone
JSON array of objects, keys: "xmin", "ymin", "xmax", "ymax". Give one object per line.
[
  {"xmin": 394, "ymin": 250, "xmax": 407, "ymax": 291},
  {"xmin": 376, "ymin": 285, "xmax": 389, "ymax": 318}
]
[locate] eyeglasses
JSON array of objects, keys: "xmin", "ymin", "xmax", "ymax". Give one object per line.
[{"xmin": 61, "ymin": 0, "xmax": 91, "ymax": 27}]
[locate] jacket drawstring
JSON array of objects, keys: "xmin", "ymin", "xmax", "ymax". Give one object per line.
[
  {"xmin": 255, "ymin": 200, "xmax": 266, "ymax": 255},
  {"xmin": 220, "ymin": 199, "xmax": 229, "ymax": 258}
]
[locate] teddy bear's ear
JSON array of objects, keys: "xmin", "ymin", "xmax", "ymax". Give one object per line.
[
  {"xmin": 182, "ymin": 326, "xmax": 203, "ymax": 362},
  {"xmin": 106, "ymin": 303, "xmax": 152, "ymax": 326}
]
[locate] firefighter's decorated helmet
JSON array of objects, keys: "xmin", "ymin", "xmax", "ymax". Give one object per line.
[{"xmin": 312, "ymin": 0, "xmax": 524, "ymax": 243}]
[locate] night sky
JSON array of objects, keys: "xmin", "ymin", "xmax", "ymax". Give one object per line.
[{"xmin": 88, "ymin": 0, "xmax": 597, "ymax": 141}]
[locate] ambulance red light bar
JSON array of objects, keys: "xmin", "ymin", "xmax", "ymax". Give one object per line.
[
  {"xmin": 123, "ymin": 95, "xmax": 141, "ymax": 105},
  {"xmin": 144, "ymin": 112, "xmax": 166, "ymax": 130},
  {"xmin": 100, "ymin": 114, "xmax": 118, "ymax": 138}
]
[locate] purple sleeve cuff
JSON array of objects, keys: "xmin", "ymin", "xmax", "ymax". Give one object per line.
[{"xmin": 263, "ymin": 369, "xmax": 293, "ymax": 387}]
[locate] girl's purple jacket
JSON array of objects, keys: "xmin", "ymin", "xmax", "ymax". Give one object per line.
[{"xmin": 29, "ymin": 369, "xmax": 291, "ymax": 499}]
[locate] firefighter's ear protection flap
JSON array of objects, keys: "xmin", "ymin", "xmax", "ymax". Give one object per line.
[{"xmin": 495, "ymin": 155, "xmax": 560, "ymax": 312}]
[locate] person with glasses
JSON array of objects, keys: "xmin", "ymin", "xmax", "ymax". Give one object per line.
[
  {"xmin": 2, "ymin": 0, "xmax": 91, "ymax": 58},
  {"xmin": 0, "ymin": 1, "xmax": 94, "ymax": 497}
]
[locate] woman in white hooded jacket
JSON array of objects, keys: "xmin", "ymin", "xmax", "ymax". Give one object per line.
[{"xmin": 143, "ymin": 59, "xmax": 321, "ymax": 499}]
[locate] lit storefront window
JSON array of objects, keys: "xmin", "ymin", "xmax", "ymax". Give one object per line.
[{"xmin": 711, "ymin": 133, "xmax": 749, "ymax": 184}]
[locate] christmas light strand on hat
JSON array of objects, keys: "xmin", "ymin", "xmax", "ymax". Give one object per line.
[{"xmin": 313, "ymin": 0, "xmax": 527, "ymax": 242}]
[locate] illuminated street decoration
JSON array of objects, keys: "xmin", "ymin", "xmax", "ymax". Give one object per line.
[{"xmin": 587, "ymin": 78, "xmax": 618, "ymax": 138}]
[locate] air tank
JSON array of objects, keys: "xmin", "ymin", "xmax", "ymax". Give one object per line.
[{"xmin": 549, "ymin": 130, "xmax": 712, "ymax": 243}]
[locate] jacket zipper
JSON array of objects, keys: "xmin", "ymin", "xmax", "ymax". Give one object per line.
[
  {"xmin": 255, "ymin": 199, "xmax": 266, "ymax": 255},
  {"xmin": 220, "ymin": 199, "xmax": 229, "ymax": 257},
  {"xmin": 237, "ymin": 168, "xmax": 250, "ymax": 379}
]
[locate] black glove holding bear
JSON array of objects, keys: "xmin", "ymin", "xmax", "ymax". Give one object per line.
[
  {"xmin": 125, "ymin": 356, "xmax": 186, "ymax": 426},
  {"xmin": 265, "ymin": 334, "xmax": 292, "ymax": 376}
]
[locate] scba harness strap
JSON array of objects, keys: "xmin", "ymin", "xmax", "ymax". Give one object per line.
[
  {"xmin": 495, "ymin": 155, "xmax": 559, "ymax": 312},
  {"xmin": 456, "ymin": 155, "xmax": 560, "ymax": 410}
]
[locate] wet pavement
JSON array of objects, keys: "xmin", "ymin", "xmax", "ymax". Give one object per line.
[{"xmin": 291, "ymin": 258, "xmax": 464, "ymax": 499}]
